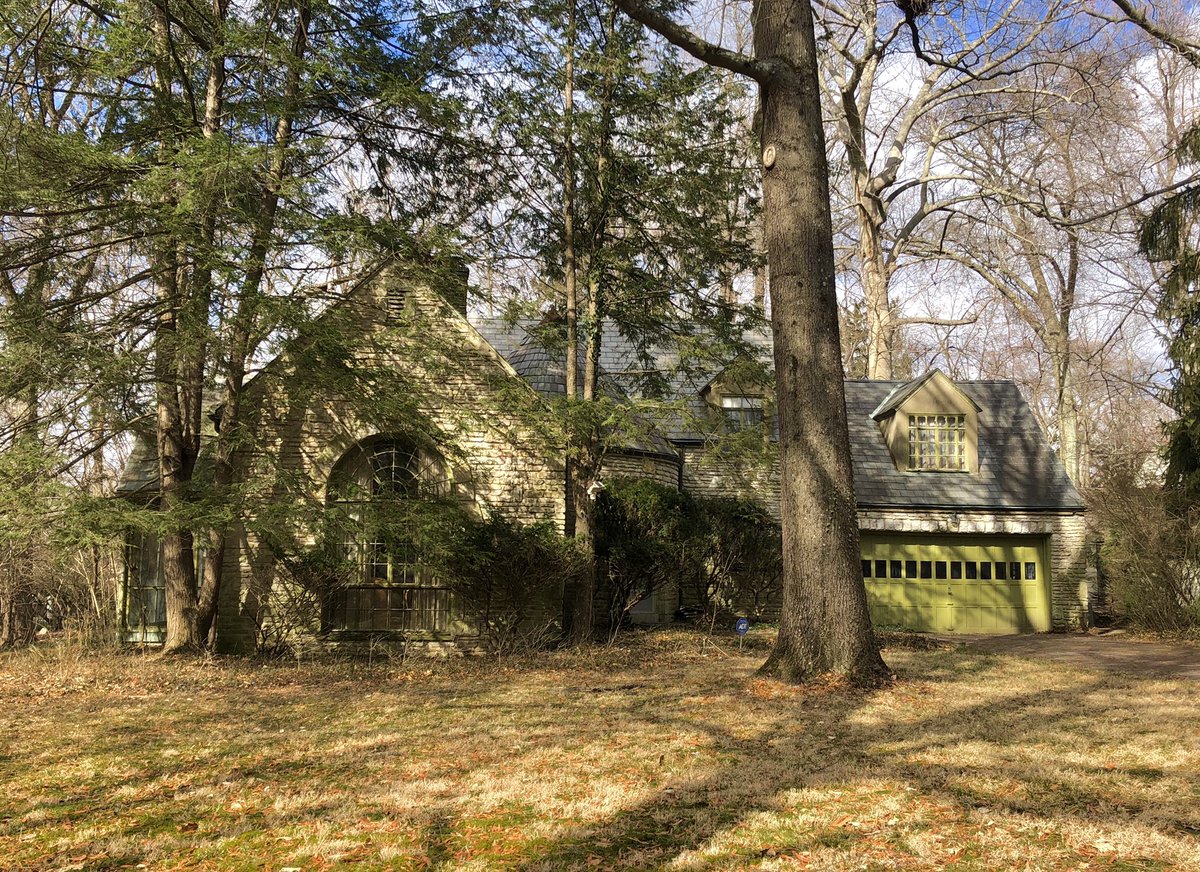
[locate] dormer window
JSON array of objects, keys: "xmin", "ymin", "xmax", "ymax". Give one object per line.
[
  {"xmin": 872, "ymin": 370, "xmax": 980, "ymax": 474},
  {"xmin": 908, "ymin": 414, "xmax": 966, "ymax": 471},
  {"xmin": 721, "ymin": 396, "xmax": 763, "ymax": 431}
]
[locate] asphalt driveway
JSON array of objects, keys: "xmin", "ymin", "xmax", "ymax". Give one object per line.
[{"xmin": 948, "ymin": 632, "xmax": 1200, "ymax": 680}]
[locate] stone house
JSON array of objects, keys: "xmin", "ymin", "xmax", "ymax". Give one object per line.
[{"xmin": 118, "ymin": 264, "xmax": 1088, "ymax": 649}]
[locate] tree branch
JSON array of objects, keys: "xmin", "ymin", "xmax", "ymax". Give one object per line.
[
  {"xmin": 1108, "ymin": 0, "xmax": 1200, "ymax": 68},
  {"xmin": 896, "ymin": 314, "xmax": 978, "ymax": 328},
  {"xmin": 612, "ymin": 0, "xmax": 778, "ymax": 84}
]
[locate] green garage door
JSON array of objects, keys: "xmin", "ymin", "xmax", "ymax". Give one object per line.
[{"xmin": 860, "ymin": 534, "xmax": 1051, "ymax": 633}]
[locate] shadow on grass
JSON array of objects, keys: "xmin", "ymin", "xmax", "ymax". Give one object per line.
[
  {"xmin": 4, "ymin": 641, "xmax": 1197, "ymax": 870},
  {"xmin": 504, "ymin": 648, "xmax": 1198, "ymax": 870}
]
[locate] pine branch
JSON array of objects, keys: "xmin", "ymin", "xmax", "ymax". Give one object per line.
[{"xmin": 611, "ymin": 0, "xmax": 778, "ymax": 85}]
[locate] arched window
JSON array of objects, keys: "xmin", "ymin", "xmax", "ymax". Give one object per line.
[{"xmin": 325, "ymin": 439, "xmax": 450, "ymax": 634}]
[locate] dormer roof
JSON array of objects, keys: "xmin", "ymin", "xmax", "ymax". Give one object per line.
[{"xmin": 870, "ymin": 369, "xmax": 982, "ymax": 421}]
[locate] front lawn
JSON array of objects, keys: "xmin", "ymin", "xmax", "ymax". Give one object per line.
[{"xmin": 2, "ymin": 629, "xmax": 1197, "ymax": 870}]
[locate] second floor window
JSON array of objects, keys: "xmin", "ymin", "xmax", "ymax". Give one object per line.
[
  {"xmin": 721, "ymin": 396, "xmax": 763, "ymax": 431},
  {"xmin": 908, "ymin": 414, "xmax": 967, "ymax": 471}
]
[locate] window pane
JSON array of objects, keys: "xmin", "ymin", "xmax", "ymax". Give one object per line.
[
  {"xmin": 965, "ymin": 561, "xmax": 977, "ymax": 579},
  {"xmin": 995, "ymin": 562, "xmax": 1007, "ymax": 580},
  {"xmin": 875, "ymin": 559, "xmax": 887, "ymax": 579},
  {"xmin": 1010, "ymin": 562, "xmax": 1021, "ymax": 582},
  {"xmin": 861, "ymin": 559, "xmax": 871, "ymax": 578},
  {"xmin": 980, "ymin": 562, "xmax": 992, "ymax": 580},
  {"xmin": 905, "ymin": 560, "xmax": 917, "ymax": 579},
  {"xmin": 950, "ymin": 561, "xmax": 962, "ymax": 579},
  {"xmin": 935, "ymin": 561, "xmax": 947, "ymax": 579},
  {"xmin": 1025, "ymin": 562, "xmax": 1037, "ymax": 580},
  {"xmin": 907, "ymin": 414, "xmax": 967, "ymax": 472},
  {"xmin": 890, "ymin": 560, "xmax": 902, "ymax": 579},
  {"xmin": 920, "ymin": 560, "xmax": 932, "ymax": 579}
]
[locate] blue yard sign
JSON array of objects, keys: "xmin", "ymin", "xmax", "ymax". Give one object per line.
[{"xmin": 734, "ymin": 617, "xmax": 750, "ymax": 636}]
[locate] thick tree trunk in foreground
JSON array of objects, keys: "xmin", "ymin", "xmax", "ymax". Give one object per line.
[
  {"xmin": 752, "ymin": 0, "xmax": 888, "ymax": 684},
  {"xmin": 614, "ymin": 0, "xmax": 888, "ymax": 682}
]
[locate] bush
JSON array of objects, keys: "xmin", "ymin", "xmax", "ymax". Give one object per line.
[
  {"xmin": 594, "ymin": 479, "xmax": 697, "ymax": 631},
  {"xmin": 594, "ymin": 478, "xmax": 783, "ymax": 633},
  {"xmin": 442, "ymin": 511, "xmax": 587, "ymax": 654},
  {"xmin": 1093, "ymin": 472, "xmax": 1200, "ymax": 634},
  {"xmin": 690, "ymin": 497, "xmax": 783, "ymax": 621}
]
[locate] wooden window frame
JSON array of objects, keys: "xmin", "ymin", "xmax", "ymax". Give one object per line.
[
  {"xmin": 325, "ymin": 440, "xmax": 451, "ymax": 637},
  {"xmin": 907, "ymin": 413, "xmax": 967, "ymax": 472}
]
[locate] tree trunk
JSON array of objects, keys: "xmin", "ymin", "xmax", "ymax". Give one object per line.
[
  {"xmin": 198, "ymin": 0, "xmax": 309, "ymax": 642},
  {"xmin": 860, "ymin": 211, "xmax": 895, "ymax": 380},
  {"xmin": 150, "ymin": 2, "xmax": 203, "ymax": 654},
  {"xmin": 753, "ymin": 0, "xmax": 889, "ymax": 684},
  {"xmin": 1051, "ymin": 340, "xmax": 1082, "ymax": 485},
  {"xmin": 563, "ymin": 0, "xmax": 579, "ymax": 401}
]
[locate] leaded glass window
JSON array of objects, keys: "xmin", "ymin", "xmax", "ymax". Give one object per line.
[
  {"xmin": 908, "ymin": 414, "xmax": 967, "ymax": 471},
  {"xmin": 325, "ymin": 440, "xmax": 450, "ymax": 634}
]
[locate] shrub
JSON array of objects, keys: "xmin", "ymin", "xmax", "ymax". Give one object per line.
[
  {"xmin": 594, "ymin": 478, "xmax": 698, "ymax": 631},
  {"xmin": 692, "ymin": 497, "xmax": 783, "ymax": 621},
  {"xmin": 594, "ymin": 478, "xmax": 783, "ymax": 633},
  {"xmin": 441, "ymin": 511, "xmax": 587, "ymax": 654},
  {"xmin": 1093, "ymin": 471, "xmax": 1200, "ymax": 634}
]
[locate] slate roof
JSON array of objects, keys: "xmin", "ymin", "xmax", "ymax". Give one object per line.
[
  {"xmin": 504, "ymin": 327, "xmax": 682, "ymax": 458},
  {"xmin": 474, "ymin": 318, "xmax": 1084, "ymax": 513},
  {"xmin": 117, "ymin": 310, "xmax": 1085, "ymax": 514},
  {"xmin": 846, "ymin": 380, "xmax": 1083, "ymax": 511}
]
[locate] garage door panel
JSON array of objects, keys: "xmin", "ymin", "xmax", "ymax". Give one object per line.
[{"xmin": 861, "ymin": 534, "xmax": 1049, "ymax": 634}]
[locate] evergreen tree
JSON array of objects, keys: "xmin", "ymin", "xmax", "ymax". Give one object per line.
[
  {"xmin": 470, "ymin": 0, "xmax": 761, "ymax": 640},
  {"xmin": 1142, "ymin": 124, "xmax": 1200, "ymax": 504},
  {"xmin": 0, "ymin": 0, "xmax": 485, "ymax": 650}
]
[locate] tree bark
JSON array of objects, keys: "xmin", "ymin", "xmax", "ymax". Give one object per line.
[
  {"xmin": 150, "ymin": 1, "xmax": 203, "ymax": 654},
  {"xmin": 198, "ymin": 0, "xmax": 310, "ymax": 642},
  {"xmin": 749, "ymin": 0, "xmax": 889, "ymax": 683},
  {"xmin": 614, "ymin": 0, "xmax": 889, "ymax": 683},
  {"xmin": 860, "ymin": 214, "xmax": 895, "ymax": 379}
]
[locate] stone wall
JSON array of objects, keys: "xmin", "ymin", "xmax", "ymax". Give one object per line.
[
  {"xmin": 214, "ymin": 279, "xmax": 566, "ymax": 654},
  {"xmin": 680, "ymin": 444, "xmax": 781, "ymax": 517},
  {"xmin": 602, "ymin": 451, "xmax": 681, "ymax": 491}
]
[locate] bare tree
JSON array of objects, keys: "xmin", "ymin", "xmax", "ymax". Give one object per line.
[{"xmin": 816, "ymin": 0, "xmax": 1089, "ymax": 378}]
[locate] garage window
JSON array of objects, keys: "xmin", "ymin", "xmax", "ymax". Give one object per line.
[
  {"xmin": 908, "ymin": 414, "xmax": 967, "ymax": 471},
  {"xmin": 1025, "ymin": 562, "xmax": 1037, "ymax": 580}
]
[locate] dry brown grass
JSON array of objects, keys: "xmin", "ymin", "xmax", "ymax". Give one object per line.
[{"xmin": 1, "ymin": 628, "xmax": 1198, "ymax": 871}]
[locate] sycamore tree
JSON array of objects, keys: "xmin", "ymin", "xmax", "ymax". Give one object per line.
[{"xmin": 611, "ymin": 0, "xmax": 889, "ymax": 683}]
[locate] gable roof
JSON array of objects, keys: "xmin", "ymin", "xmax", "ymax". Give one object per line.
[
  {"xmin": 472, "ymin": 318, "xmax": 1084, "ymax": 513},
  {"xmin": 870, "ymin": 368, "xmax": 982, "ymax": 420}
]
